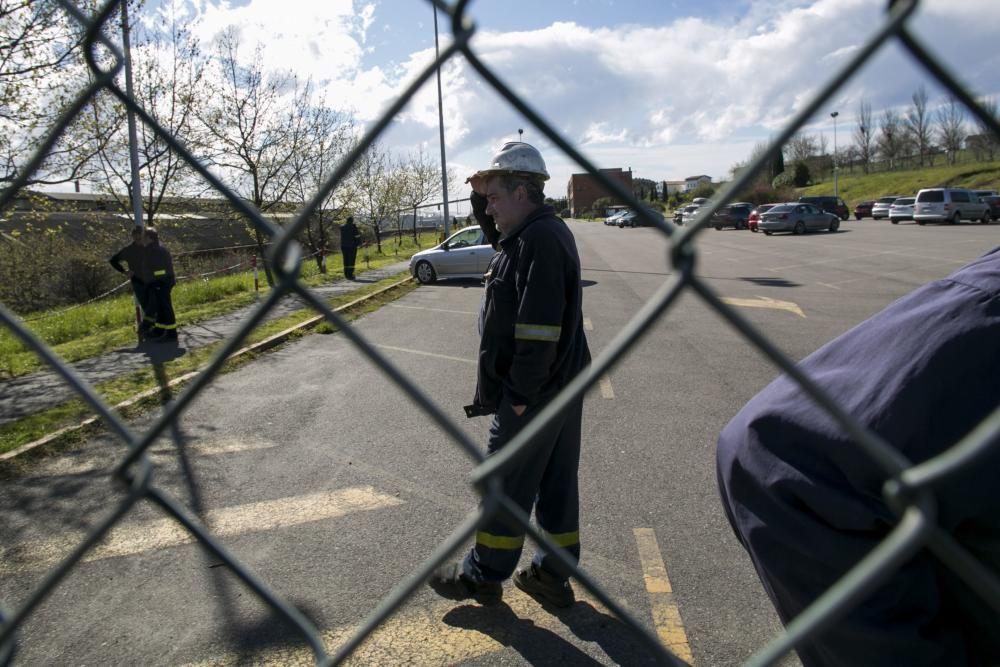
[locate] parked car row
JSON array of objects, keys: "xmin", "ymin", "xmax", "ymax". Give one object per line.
[{"xmin": 855, "ymin": 188, "xmax": 996, "ymax": 224}]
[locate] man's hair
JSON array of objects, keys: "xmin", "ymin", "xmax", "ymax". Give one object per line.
[{"xmin": 498, "ymin": 174, "xmax": 545, "ymax": 206}]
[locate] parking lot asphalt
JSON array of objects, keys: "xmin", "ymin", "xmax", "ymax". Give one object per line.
[{"xmin": 1, "ymin": 217, "xmax": 997, "ymax": 665}]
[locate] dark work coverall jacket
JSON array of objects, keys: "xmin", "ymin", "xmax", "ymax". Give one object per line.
[
  {"xmin": 717, "ymin": 246, "xmax": 1000, "ymax": 667},
  {"xmin": 109, "ymin": 241, "xmax": 147, "ymax": 312},
  {"xmin": 340, "ymin": 222, "xmax": 361, "ymax": 279},
  {"xmin": 463, "ymin": 205, "xmax": 591, "ymax": 584},
  {"xmin": 142, "ymin": 242, "xmax": 177, "ymax": 335}
]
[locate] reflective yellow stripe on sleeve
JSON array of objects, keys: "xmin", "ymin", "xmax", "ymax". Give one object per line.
[
  {"xmin": 476, "ymin": 531, "xmax": 525, "ymax": 550},
  {"xmin": 514, "ymin": 323, "xmax": 561, "ymax": 342},
  {"xmin": 542, "ymin": 530, "xmax": 580, "ymax": 547},
  {"xmin": 153, "ymin": 270, "xmax": 167, "ymax": 276}
]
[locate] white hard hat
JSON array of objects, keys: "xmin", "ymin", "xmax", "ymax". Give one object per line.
[{"xmin": 468, "ymin": 141, "xmax": 550, "ymax": 183}]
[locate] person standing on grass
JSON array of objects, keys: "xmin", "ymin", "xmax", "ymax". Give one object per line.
[
  {"xmin": 427, "ymin": 142, "xmax": 591, "ymax": 609},
  {"xmin": 109, "ymin": 226, "xmax": 150, "ymax": 334},
  {"xmin": 141, "ymin": 227, "xmax": 178, "ymax": 343},
  {"xmin": 340, "ymin": 216, "xmax": 361, "ymax": 280}
]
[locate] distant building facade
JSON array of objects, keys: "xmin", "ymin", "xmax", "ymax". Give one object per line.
[
  {"xmin": 566, "ymin": 167, "xmax": 634, "ymax": 217},
  {"xmin": 660, "ymin": 180, "xmax": 685, "ymax": 196},
  {"xmin": 684, "ymin": 175, "xmax": 713, "ymax": 192}
]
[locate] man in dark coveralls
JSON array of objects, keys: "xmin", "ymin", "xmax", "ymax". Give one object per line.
[
  {"xmin": 717, "ymin": 246, "xmax": 1000, "ymax": 666},
  {"xmin": 340, "ymin": 216, "xmax": 361, "ymax": 280},
  {"xmin": 428, "ymin": 142, "xmax": 591, "ymax": 608}
]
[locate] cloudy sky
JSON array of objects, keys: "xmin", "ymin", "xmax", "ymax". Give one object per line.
[{"xmin": 177, "ymin": 0, "xmax": 998, "ymax": 195}]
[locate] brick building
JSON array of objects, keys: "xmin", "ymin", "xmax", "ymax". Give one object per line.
[{"xmin": 566, "ymin": 167, "xmax": 633, "ymax": 218}]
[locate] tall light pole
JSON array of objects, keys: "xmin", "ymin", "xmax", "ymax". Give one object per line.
[
  {"xmin": 433, "ymin": 6, "xmax": 450, "ymax": 236},
  {"xmin": 830, "ymin": 110, "xmax": 839, "ymax": 198},
  {"xmin": 518, "ymin": 128, "xmax": 523, "ymax": 141},
  {"xmin": 121, "ymin": 0, "xmax": 143, "ymax": 229}
]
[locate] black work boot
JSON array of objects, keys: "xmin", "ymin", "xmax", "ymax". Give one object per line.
[
  {"xmin": 428, "ymin": 563, "xmax": 502, "ymax": 606},
  {"xmin": 513, "ymin": 563, "xmax": 575, "ymax": 608}
]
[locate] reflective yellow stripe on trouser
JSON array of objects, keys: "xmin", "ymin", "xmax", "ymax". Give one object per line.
[
  {"xmin": 476, "ymin": 531, "xmax": 525, "ymax": 550},
  {"xmin": 514, "ymin": 323, "xmax": 561, "ymax": 342},
  {"xmin": 542, "ymin": 529, "xmax": 579, "ymax": 548}
]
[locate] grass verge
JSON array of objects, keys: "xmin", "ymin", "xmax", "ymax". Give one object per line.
[
  {"xmin": 0, "ymin": 273, "xmax": 419, "ymax": 465},
  {"xmin": 0, "ymin": 232, "xmax": 436, "ymax": 378},
  {"xmin": 799, "ymin": 160, "xmax": 1000, "ymax": 205}
]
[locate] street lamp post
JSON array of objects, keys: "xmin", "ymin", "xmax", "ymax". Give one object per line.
[
  {"xmin": 433, "ymin": 6, "xmax": 450, "ymax": 236},
  {"xmin": 830, "ymin": 110, "xmax": 839, "ymax": 198},
  {"xmin": 518, "ymin": 128, "xmax": 523, "ymax": 141}
]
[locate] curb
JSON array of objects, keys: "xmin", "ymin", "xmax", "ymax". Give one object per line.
[{"xmin": 1, "ymin": 276, "xmax": 414, "ymax": 462}]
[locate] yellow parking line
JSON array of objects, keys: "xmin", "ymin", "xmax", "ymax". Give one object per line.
[
  {"xmin": 182, "ymin": 587, "xmax": 612, "ymax": 666},
  {"xmin": 633, "ymin": 528, "xmax": 693, "ymax": 664},
  {"xmin": 599, "ymin": 375, "xmax": 615, "ymax": 399},
  {"xmin": 0, "ymin": 486, "xmax": 402, "ymax": 575}
]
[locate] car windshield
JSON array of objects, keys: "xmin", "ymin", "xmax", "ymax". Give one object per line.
[
  {"xmin": 767, "ymin": 204, "xmax": 795, "ymax": 213},
  {"xmin": 893, "ymin": 198, "xmax": 915, "ymax": 206},
  {"xmin": 877, "ymin": 197, "xmax": 897, "ymax": 204}
]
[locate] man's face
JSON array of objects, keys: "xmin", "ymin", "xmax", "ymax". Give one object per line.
[{"xmin": 485, "ymin": 176, "xmax": 530, "ymax": 235}]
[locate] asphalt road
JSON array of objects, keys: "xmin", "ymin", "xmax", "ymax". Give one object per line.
[{"xmin": 1, "ymin": 217, "xmax": 997, "ymax": 665}]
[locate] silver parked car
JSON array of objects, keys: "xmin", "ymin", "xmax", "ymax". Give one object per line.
[
  {"xmin": 409, "ymin": 226, "xmax": 495, "ymax": 284},
  {"xmin": 758, "ymin": 202, "xmax": 840, "ymax": 235},
  {"xmin": 888, "ymin": 196, "xmax": 916, "ymax": 224},
  {"xmin": 871, "ymin": 195, "xmax": 903, "ymax": 220},
  {"xmin": 913, "ymin": 187, "xmax": 992, "ymax": 224}
]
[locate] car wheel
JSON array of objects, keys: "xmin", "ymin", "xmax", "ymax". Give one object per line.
[
  {"xmin": 890, "ymin": 219, "xmax": 898, "ymax": 224},
  {"xmin": 916, "ymin": 220, "xmax": 925, "ymax": 225},
  {"xmin": 855, "ymin": 214, "xmax": 861, "ymax": 220},
  {"xmin": 950, "ymin": 212, "xmax": 960, "ymax": 225},
  {"xmin": 750, "ymin": 227, "xmax": 758, "ymax": 233},
  {"xmin": 763, "ymin": 231, "xmax": 772, "ymax": 236},
  {"xmin": 414, "ymin": 261, "xmax": 436, "ymax": 284},
  {"xmin": 828, "ymin": 219, "xmax": 840, "ymax": 232},
  {"xmin": 715, "ymin": 225, "xmax": 722, "ymax": 231},
  {"xmin": 982, "ymin": 211, "xmax": 992, "ymax": 224},
  {"xmin": 793, "ymin": 221, "xmax": 806, "ymax": 235}
]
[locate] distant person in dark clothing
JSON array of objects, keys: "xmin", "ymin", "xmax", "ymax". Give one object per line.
[
  {"xmin": 340, "ymin": 216, "xmax": 361, "ymax": 280},
  {"xmin": 109, "ymin": 226, "xmax": 149, "ymax": 332},
  {"xmin": 717, "ymin": 246, "xmax": 1000, "ymax": 667},
  {"xmin": 141, "ymin": 226, "xmax": 178, "ymax": 342}
]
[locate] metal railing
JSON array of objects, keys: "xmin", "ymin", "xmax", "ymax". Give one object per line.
[{"xmin": 1, "ymin": 0, "xmax": 999, "ymax": 665}]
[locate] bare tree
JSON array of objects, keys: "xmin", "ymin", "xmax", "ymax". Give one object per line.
[
  {"xmin": 86, "ymin": 2, "xmax": 209, "ymax": 224},
  {"xmin": 968, "ymin": 96, "xmax": 998, "ymax": 162},
  {"xmin": 349, "ymin": 142, "xmax": 402, "ymax": 255},
  {"xmin": 398, "ymin": 146, "xmax": 442, "ymax": 243},
  {"xmin": 0, "ymin": 0, "xmax": 96, "ymax": 188},
  {"xmin": 905, "ymin": 84, "xmax": 934, "ymax": 167},
  {"xmin": 878, "ymin": 108, "xmax": 903, "ymax": 170},
  {"xmin": 854, "ymin": 98, "xmax": 875, "ymax": 174},
  {"xmin": 785, "ymin": 132, "xmax": 817, "ymax": 164},
  {"xmin": 201, "ymin": 29, "xmax": 315, "ymax": 285},
  {"xmin": 288, "ymin": 103, "xmax": 356, "ymax": 274},
  {"xmin": 936, "ymin": 96, "xmax": 966, "ymax": 165}
]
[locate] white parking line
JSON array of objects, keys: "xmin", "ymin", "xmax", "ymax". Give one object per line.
[
  {"xmin": 389, "ymin": 304, "xmax": 476, "ymax": 315},
  {"xmin": 0, "ymin": 486, "xmax": 403, "ymax": 575},
  {"xmin": 375, "ymin": 344, "xmax": 476, "ymax": 364},
  {"xmin": 583, "ymin": 317, "xmax": 594, "ymax": 331}
]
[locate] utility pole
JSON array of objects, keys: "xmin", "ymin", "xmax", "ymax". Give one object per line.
[
  {"xmin": 433, "ymin": 6, "xmax": 450, "ymax": 236},
  {"xmin": 121, "ymin": 0, "xmax": 143, "ymax": 229},
  {"xmin": 831, "ymin": 110, "xmax": 839, "ymax": 198}
]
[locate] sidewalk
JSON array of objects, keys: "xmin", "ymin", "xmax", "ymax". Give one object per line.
[{"xmin": 0, "ymin": 261, "xmax": 413, "ymax": 427}]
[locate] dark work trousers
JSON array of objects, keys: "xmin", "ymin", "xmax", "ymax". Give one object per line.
[
  {"xmin": 463, "ymin": 392, "xmax": 583, "ymax": 584},
  {"xmin": 130, "ymin": 278, "xmax": 151, "ymax": 331},
  {"xmin": 145, "ymin": 282, "xmax": 177, "ymax": 337},
  {"xmin": 342, "ymin": 246, "xmax": 357, "ymax": 279}
]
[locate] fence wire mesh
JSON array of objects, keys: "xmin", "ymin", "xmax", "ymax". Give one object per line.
[{"xmin": 1, "ymin": 0, "xmax": 999, "ymax": 664}]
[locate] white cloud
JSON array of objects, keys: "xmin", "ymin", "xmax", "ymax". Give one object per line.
[{"xmin": 180, "ymin": 0, "xmax": 1000, "ymax": 189}]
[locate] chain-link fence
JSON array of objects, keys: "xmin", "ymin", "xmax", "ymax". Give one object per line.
[{"xmin": 2, "ymin": 0, "xmax": 999, "ymax": 664}]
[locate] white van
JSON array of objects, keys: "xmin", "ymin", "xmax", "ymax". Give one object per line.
[{"xmin": 913, "ymin": 187, "xmax": 991, "ymax": 225}]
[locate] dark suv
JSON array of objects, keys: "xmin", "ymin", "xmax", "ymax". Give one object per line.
[
  {"xmin": 799, "ymin": 196, "xmax": 849, "ymax": 220},
  {"xmin": 711, "ymin": 203, "xmax": 753, "ymax": 230}
]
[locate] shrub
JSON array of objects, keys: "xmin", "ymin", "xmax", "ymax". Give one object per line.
[{"xmin": 792, "ymin": 161, "xmax": 811, "ymax": 187}]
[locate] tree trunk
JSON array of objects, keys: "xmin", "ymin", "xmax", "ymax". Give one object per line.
[{"xmin": 253, "ymin": 228, "xmax": 275, "ymax": 286}]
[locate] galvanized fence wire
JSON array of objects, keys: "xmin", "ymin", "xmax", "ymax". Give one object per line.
[{"xmin": 0, "ymin": 0, "xmax": 998, "ymax": 664}]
